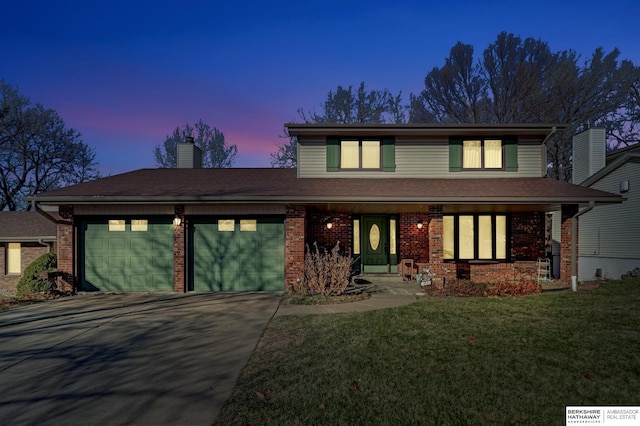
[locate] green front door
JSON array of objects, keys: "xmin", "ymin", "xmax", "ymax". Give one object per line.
[
  {"xmin": 190, "ymin": 217, "xmax": 284, "ymax": 291},
  {"xmin": 80, "ymin": 218, "xmax": 174, "ymax": 292},
  {"xmin": 362, "ymin": 216, "xmax": 391, "ymax": 273}
]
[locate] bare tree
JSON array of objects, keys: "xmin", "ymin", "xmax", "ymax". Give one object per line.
[
  {"xmin": 272, "ymin": 82, "xmax": 406, "ymax": 167},
  {"xmin": 298, "ymin": 82, "xmax": 406, "ymax": 124},
  {"xmin": 270, "ymin": 128, "xmax": 297, "ymax": 168},
  {"xmin": 410, "ymin": 32, "xmax": 632, "ymax": 180},
  {"xmin": 154, "ymin": 119, "xmax": 237, "ymax": 168},
  {"xmin": 0, "ymin": 80, "xmax": 100, "ymax": 210}
]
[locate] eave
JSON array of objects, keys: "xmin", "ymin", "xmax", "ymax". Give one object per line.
[{"xmin": 286, "ymin": 123, "xmax": 567, "ymax": 138}]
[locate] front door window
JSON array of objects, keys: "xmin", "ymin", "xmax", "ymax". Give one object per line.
[{"xmin": 369, "ymin": 224, "xmax": 380, "ymax": 250}]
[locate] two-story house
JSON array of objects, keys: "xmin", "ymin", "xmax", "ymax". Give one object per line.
[{"xmin": 27, "ymin": 124, "xmax": 622, "ymax": 293}]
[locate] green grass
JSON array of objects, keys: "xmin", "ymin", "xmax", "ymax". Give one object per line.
[{"xmin": 216, "ymin": 279, "xmax": 640, "ymax": 425}]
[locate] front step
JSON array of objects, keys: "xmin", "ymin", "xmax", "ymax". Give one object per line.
[
  {"xmin": 351, "ymin": 273, "xmax": 420, "ymax": 295},
  {"xmin": 354, "ymin": 273, "xmax": 405, "ymax": 285}
]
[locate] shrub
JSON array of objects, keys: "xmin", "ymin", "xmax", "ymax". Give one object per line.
[
  {"xmin": 294, "ymin": 242, "xmax": 352, "ymax": 296},
  {"xmin": 448, "ymin": 280, "xmax": 488, "ymax": 297},
  {"xmin": 16, "ymin": 252, "xmax": 57, "ymax": 297},
  {"xmin": 487, "ymin": 279, "xmax": 542, "ymax": 297}
]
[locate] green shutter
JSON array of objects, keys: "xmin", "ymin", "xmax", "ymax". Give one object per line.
[
  {"xmin": 382, "ymin": 137, "xmax": 395, "ymax": 172},
  {"xmin": 326, "ymin": 137, "xmax": 339, "ymax": 172},
  {"xmin": 504, "ymin": 136, "xmax": 518, "ymax": 172},
  {"xmin": 449, "ymin": 137, "xmax": 462, "ymax": 172}
]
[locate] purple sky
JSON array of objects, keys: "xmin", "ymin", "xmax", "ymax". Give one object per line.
[{"xmin": 3, "ymin": 0, "xmax": 639, "ymax": 174}]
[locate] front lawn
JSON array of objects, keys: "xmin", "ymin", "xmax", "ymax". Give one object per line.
[{"xmin": 216, "ymin": 279, "xmax": 640, "ymax": 425}]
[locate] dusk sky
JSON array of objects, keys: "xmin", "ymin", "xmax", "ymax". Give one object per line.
[{"xmin": 3, "ymin": 0, "xmax": 639, "ymax": 175}]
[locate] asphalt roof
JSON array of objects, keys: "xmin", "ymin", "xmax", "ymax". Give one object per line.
[
  {"xmin": 28, "ymin": 168, "xmax": 622, "ymax": 206},
  {"xmin": 0, "ymin": 212, "xmax": 57, "ymax": 241}
]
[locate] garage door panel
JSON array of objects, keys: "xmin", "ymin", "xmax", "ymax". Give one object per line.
[
  {"xmin": 191, "ymin": 217, "xmax": 284, "ymax": 292},
  {"xmin": 81, "ymin": 219, "xmax": 173, "ymax": 292}
]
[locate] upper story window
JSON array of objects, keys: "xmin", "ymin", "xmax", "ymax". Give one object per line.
[
  {"xmin": 463, "ymin": 139, "xmax": 503, "ymax": 169},
  {"xmin": 341, "ymin": 140, "xmax": 381, "ymax": 169},
  {"xmin": 327, "ymin": 136, "xmax": 396, "ymax": 173},
  {"xmin": 449, "ymin": 136, "xmax": 518, "ymax": 172}
]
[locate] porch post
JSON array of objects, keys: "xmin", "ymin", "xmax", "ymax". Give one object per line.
[
  {"xmin": 428, "ymin": 205, "xmax": 446, "ymax": 287},
  {"xmin": 560, "ymin": 204, "xmax": 578, "ymax": 286}
]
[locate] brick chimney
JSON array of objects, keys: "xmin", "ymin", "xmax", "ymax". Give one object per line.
[
  {"xmin": 572, "ymin": 127, "xmax": 606, "ymax": 184},
  {"xmin": 177, "ymin": 136, "xmax": 202, "ymax": 168}
]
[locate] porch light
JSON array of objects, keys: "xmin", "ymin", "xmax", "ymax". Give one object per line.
[
  {"xmin": 173, "ymin": 215, "xmax": 182, "ymax": 227},
  {"xmin": 417, "ymin": 220, "xmax": 424, "ymax": 229}
]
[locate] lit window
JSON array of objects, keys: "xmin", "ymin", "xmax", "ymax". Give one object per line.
[
  {"xmin": 240, "ymin": 219, "xmax": 257, "ymax": 232},
  {"xmin": 131, "ymin": 219, "xmax": 148, "ymax": 232},
  {"xmin": 218, "ymin": 219, "xmax": 235, "ymax": 232},
  {"xmin": 341, "ymin": 140, "xmax": 380, "ymax": 169},
  {"xmin": 108, "ymin": 220, "xmax": 125, "ymax": 231},
  {"xmin": 443, "ymin": 214, "xmax": 508, "ymax": 260},
  {"xmin": 353, "ymin": 219, "xmax": 360, "ymax": 254},
  {"xmin": 7, "ymin": 243, "xmax": 21, "ymax": 274},
  {"xmin": 463, "ymin": 139, "xmax": 502, "ymax": 169},
  {"xmin": 389, "ymin": 219, "xmax": 397, "ymax": 255}
]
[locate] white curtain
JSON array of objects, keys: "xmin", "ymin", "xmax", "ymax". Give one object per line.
[
  {"xmin": 484, "ymin": 140, "xmax": 502, "ymax": 168},
  {"xmin": 463, "ymin": 140, "xmax": 481, "ymax": 168}
]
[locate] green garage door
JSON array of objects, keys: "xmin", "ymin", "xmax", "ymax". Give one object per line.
[
  {"xmin": 190, "ymin": 217, "xmax": 284, "ymax": 291},
  {"xmin": 80, "ymin": 218, "xmax": 174, "ymax": 292}
]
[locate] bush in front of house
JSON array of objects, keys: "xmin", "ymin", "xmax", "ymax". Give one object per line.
[
  {"xmin": 293, "ymin": 242, "xmax": 352, "ymax": 296},
  {"xmin": 431, "ymin": 279, "xmax": 542, "ymax": 297},
  {"xmin": 16, "ymin": 252, "xmax": 57, "ymax": 297},
  {"xmin": 447, "ymin": 280, "xmax": 489, "ymax": 297}
]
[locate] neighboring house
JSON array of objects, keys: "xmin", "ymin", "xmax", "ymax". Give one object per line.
[
  {"xmin": 27, "ymin": 124, "xmax": 622, "ymax": 293},
  {"xmin": 0, "ymin": 212, "xmax": 57, "ymax": 294},
  {"xmin": 573, "ymin": 127, "xmax": 640, "ymax": 280}
]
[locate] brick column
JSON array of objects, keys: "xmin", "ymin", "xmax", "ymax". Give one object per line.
[
  {"xmin": 173, "ymin": 205, "xmax": 186, "ymax": 292},
  {"xmin": 285, "ymin": 205, "xmax": 306, "ymax": 291},
  {"xmin": 560, "ymin": 204, "xmax": 578, "ymax": 285},
  {"xmin": 57, "ymin": 205, "xmax": 75, "ymax": 293},
  {"xmin": 428, "ymin": 205, "xmax": 447, "ymax": 287}
]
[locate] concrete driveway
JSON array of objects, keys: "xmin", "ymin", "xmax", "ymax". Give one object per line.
[{"xmin": 0, "ymin": 292, "xmax": 281, "ymax": 425}]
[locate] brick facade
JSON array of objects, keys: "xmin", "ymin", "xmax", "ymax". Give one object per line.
[
  {"xmin": 398, "ymin": 213, "xmax": 430, "ymax": 263},
  {"xmin": 285, "ymin": 205, "xmax": 306, "ymax": 290},
  {"xmin": 560, "ymin": 204, "xmax": 578, "ymax": 285},
  {"xmin": 0, "ymin": 242, "xmax": 53, "ymax": 294},
  {"xmin": 173, "ymin": 205, "xmax": 186, "ymax": 292},
  {"xmin": 57, "ymin": 205, "xmax": 75, "ymax": 292},
  {"xmin": 307, "ymin": 211, "xmax": 352, "ymax": 253}
]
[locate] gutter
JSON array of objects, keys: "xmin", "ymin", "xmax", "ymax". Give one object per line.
[
  {"xmin": 571, "ymin": 201, "xmax": 595, "ymax": 291},
  {"xmin": 32, "ymin": 200, "xmax": 60, "ymax": 225}
]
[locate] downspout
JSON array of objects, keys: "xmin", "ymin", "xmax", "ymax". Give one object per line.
[
  {"xmin": 541, "ymin": 126, "xmax": 557, "ymax": 145},
  {"xmin": 31, "ymin": 200, "xmax": 59, "ymax": 225},
  {"xmin": 571, "ymin": 201, "xmax": 595, "ymax": 291}
]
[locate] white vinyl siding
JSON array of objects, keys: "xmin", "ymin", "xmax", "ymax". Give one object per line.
[
  {"xmin": 298, "ymin": 140, "xmax": 543, "ymax": 178},
  {"xmin": 579, "ymin": 161, "xmax": 640, "ymax": 259}
]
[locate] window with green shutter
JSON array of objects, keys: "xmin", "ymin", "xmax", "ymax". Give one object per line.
[
  {"xmin": 449, "ymin": 136, "xmax": 518, "ymax": 172},
  {"xmin": 326, "ymin": 137, "xmax": 395, "ymax": 172}
]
